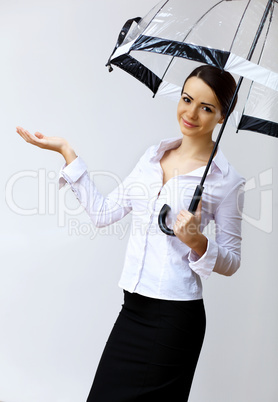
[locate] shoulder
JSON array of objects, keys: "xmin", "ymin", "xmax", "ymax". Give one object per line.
[
  {"xmin": 135, "ymin": 144, "xmax": 156, "ymax": 167},
  {"xmin": 217, "ymin": 148, "xmax": 246, "ymax": 188},
  {"xmin": 227, "ymin": 163, "xmax": 246, "ymax": 188},
  {"xmin": 137, "ymin": 141, "xmax": 162, "ymax": 165},
  {"xmin": 129, "ymin": 143, "xmax": 158, "ymax": 175},
  {"xmin": 211, "ymin": 149, "xmax": 246, "ymax": 212},
  {"xmin": 139, "ymin": 136, "xmax": 182, "ymax": 163}
]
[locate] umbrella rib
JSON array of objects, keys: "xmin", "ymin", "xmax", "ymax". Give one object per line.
[
  {"xmin": 160, "ymin": 0, "xmax": 225, "ymax": 82},
  {"xmin": 257, "ymin": 0, "xmax": 275, "ymax": 65},
  {"xmin": 176, "ymin": 0, "xmax": 224, "ymax": 43},
  {"xmin": 229, "ymin": 0, "xmax": 252, "ymax": 53},
  {"xmin": 245, "ymin": 0, "xmax": 273, "ymax": 61}
]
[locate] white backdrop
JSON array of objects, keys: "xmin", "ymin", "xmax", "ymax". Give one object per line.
[{"xmin": 1, "ymin": 1, "xmax": 278, "ymax": 401}]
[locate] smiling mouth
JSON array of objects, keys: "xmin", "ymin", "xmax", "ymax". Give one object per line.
[{"xmin": 182, "ymin": 118, "xmax": 198, "ymax": 128}]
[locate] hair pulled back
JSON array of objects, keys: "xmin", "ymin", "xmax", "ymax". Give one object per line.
[{"xmin": 183, "ymin": 65, "xmax": 237, "ymax": 117}]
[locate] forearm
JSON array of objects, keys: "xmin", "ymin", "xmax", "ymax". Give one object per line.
[{"xmin": 59, "ymin": 155, "xmax": 141, "ymax": 228}]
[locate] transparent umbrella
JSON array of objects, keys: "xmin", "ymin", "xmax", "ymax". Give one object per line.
[{"xmin": 106, "ymin": 0, "xmax": 278, "ymax": 235}]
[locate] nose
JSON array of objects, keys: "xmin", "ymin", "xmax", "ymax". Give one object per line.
[{"xmin": 186, "ymin": 104, "xmax": 198, "ymax": 120}]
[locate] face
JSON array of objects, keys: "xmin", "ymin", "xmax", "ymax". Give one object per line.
[{"xmin": 177, "ymin": 76, "xmax": 224, "ymax": 140}]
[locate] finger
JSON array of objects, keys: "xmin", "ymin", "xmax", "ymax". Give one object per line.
[
  {"xmin": 22, "ymin": 129, "xmax": 37, "ymax": 144},
  {"xmin": 196, "ymin": 197, "xmax": 202, "ymax": 214},
  {"xmin": 176, "ymin": 214, "xmax": 187, "ymax": 223},
  {"xmin": 178, "ymin": 210, "xmax": 191, "ymax": 220},
  {"xmin": 16, "ymin": 126, "xmax": 24, "ymax": 135},
  {"xmin": 173, "ymin": 222, "xmax": 180, "ymax": 235},
  {"xmin": 195, "ymin": 198, "xmax": 202, "ymax": 222},
  {"xmin": 25, "ymin": 129, "xmax": 43, "ymax": 143},
  {"xmin": 181, "ymin": 208, "xmax": 195, "ymax": 218},
  {"xmin": 178, "ymin": 209, "xmax": 187, "ymax": 217},
  {"xmin": 34, "ymin": 131, "xmax": 44, "ymax": 139},
  {"xmin": 18, "ymin": 128, "xmax": 41, "ymax": 145},
  {"xmin": 175, "ymin": 214, "xmax": 191, "ymax": 227},
  {"xmin": 16, "ymin": 127, "xmax": 29, "ymax": 142}
]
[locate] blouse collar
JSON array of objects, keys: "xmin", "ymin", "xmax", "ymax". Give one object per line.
[{"xmin": 149, "ymin": 136, "xmax": 229, "ymax": 177}]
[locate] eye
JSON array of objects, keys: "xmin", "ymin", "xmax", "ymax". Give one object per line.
[
  {"xmin": 182, "ymin": 96, "xmax": 191, "ymax": 103},
  {"xmin": 203, "ymin": 106, "xmax": 213, "ymax": 113}
]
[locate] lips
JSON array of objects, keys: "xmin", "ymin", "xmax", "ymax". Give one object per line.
[{"xmin": 182, "ymin": 118, "xmax": 198, "ymax": 128}]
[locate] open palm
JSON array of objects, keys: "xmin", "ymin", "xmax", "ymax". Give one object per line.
[{"xmin": 16, "ymin": 126, "xmax": 69, "ymax": 154}]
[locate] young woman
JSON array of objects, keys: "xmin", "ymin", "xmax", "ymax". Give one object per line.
[{"xmin": 16, "ymin": 65, "xmax": 245, "ymax": 401}]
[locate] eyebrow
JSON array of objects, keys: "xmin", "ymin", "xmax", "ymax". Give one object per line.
[{"xmin": 183, "ymin": 92, "xmax": 216, "ymax": 109}]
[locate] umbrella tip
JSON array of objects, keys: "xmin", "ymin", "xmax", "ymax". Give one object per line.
[{"xmin": 105, "ymin": 62, "xmax": 114, "ymax": 73}]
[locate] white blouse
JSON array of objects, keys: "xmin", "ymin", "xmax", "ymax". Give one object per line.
[{"xmin": 59, "ymin": 136, "xmax": 246, "ymax": 301}]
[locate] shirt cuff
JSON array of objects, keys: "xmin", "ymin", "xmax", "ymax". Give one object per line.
[
  {"xmin": 188, "ymin": 238, "xmax": 218, "ymax": 279},
  {"xmin": 58, "ymin": 156, "xmax": 87, "ymax": 189}
]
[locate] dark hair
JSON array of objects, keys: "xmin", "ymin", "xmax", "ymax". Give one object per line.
[{"xmin": 182, "ymin": 65, "xmax": 237, "ymax": 117}]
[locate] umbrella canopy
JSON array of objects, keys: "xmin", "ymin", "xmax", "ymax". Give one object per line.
[
  {"xmin": 106, "ymin": 0, "xmax": 278, "ymax": 235},
  {"xmin": 107, "ymin": 0, "xmax": 278, "ymax": 137}
]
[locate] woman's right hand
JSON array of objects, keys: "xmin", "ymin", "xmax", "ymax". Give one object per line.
[{"xmin": 16, "ymin": 126, "xmax": 77, "ymax": 164}]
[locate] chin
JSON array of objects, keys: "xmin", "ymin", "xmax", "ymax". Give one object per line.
[{"xmin": 180, "ymin": 128, "xmax": 198, "ymax": 137}]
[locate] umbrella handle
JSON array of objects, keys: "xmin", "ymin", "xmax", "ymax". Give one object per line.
[
  {"xmin": 158, "ymin": 185, "xmax": 204, "ymax": 236},
  {"xmin": 158, "ymin": 204, "xmax": 175, "ymax": 236}
]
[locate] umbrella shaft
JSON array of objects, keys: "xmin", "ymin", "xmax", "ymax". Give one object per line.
[{"xmin": 200, "ymin": 76, "xmax": 243, "ymax": 187}]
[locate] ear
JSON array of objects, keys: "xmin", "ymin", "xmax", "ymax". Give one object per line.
[{"xmin": 218, "ymin": 115, "xmax": 225, "ymax": 124}]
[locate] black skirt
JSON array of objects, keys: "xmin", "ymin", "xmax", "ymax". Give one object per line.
[{"xmin": 86, "ymin": 291, "xmax": 206, "ymax": 402}]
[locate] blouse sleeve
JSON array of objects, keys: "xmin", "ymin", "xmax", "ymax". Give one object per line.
[
  {"xmin": 188, "ymin": 179, "xmax": 246, "ymax": 278},
  {"xmin": 59, "ymin": 156, "xmax": 142, "ymax": 228}
]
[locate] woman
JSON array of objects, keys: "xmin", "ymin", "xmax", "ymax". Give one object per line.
[{"xmin": 16, "ymin": 65, "xmax": 245, "ymax": 401}]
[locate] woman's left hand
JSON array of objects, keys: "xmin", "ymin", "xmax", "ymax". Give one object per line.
[{"xmin": 173, "ymin": 199, "xmax": 202, "ymax": 247}]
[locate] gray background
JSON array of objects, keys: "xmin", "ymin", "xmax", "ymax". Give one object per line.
[{"xmin": 1, "ymin": 0, "xmax": 278, "ymax": 401}]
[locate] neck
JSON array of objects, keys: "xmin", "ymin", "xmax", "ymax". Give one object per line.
[{"xmin": 176, "ymin": 135, "xmax": 215, "ymax": 160}]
